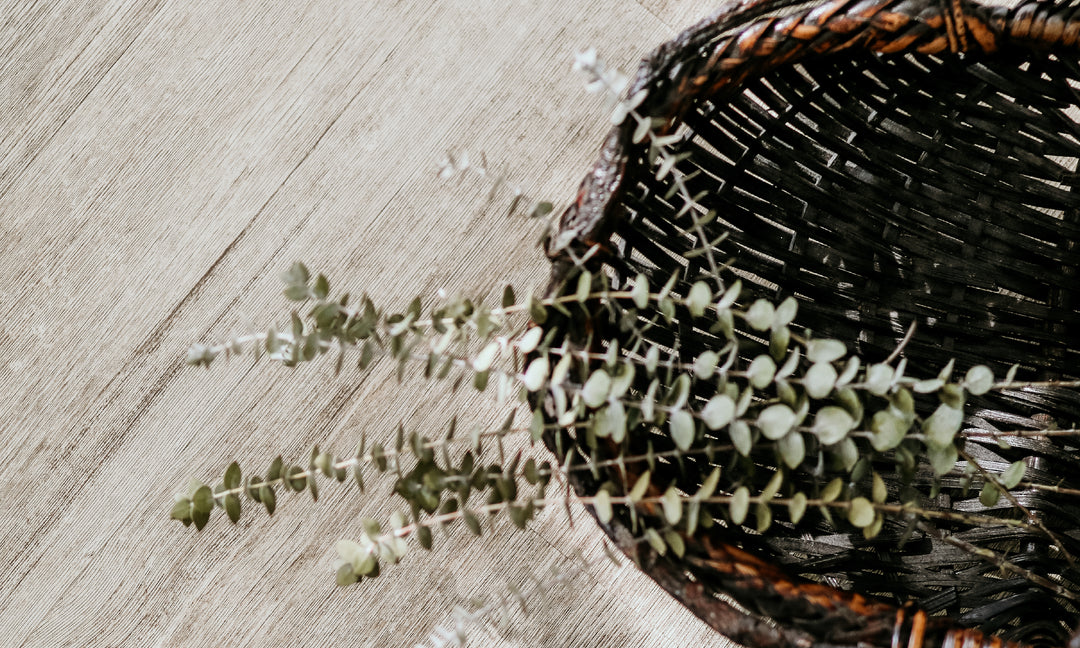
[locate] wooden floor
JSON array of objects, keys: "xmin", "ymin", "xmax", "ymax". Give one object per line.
[{"xmin": 0, "ymin": 1, "xmax": 736, "ymax": 646}]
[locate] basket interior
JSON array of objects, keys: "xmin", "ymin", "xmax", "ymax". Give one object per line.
[{"xmin": 598, "ymin": 47, "xmax": 1080, "ymax": 646}]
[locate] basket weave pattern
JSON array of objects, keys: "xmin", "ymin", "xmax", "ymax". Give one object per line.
[{"xmin": 542, "ymin": 1, "xmax": 1080, "ymax": 646}]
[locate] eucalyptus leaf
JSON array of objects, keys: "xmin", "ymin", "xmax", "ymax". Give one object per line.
[
  {"xmin": 870, "ymin": 410, "xmax": 907, "ymax": 452},
  {"xmin": 821, "ymin": 477, "xmax": 844, "ymax": 502},
  {"xmin": 716, "ymin": 279, "xmax": 741, "ymax": 311},
  {"xmin": 812, "ymin": 406, "xmax": 854, "ymax": 446},
  {"xmin": 761, "ymin": 470, "xmax": 783, "ymax": 500},
  {"xmin": 594, "ymin": 490, "xmax": 613, "ymax": 523},
  {"xmin": 517, "ymin": 327, "xmax": 543, "ymax": 354},
  {"xmin": 777, "ymin": 432, "xmax": 805, "ymax": 469},
  {"xmin": 686, "ymin": 281, "xmax": 712, "ymax": 318},
  {"xmin": 773, "ymin": 296, "xmax": 798, "ymax": 328},
  {"xmin": 923, "ymin": 403, "xmax": 963, "ymax": 447},
  {"xmin": 472, "ymin": 342, "xmax": 499, "ymax": 373},
  {"xmin": 224, "ymin": 462, "xmax": 241, "ymax": 490},
  {"xmin": 730, "ymin": 421, "xmax": 752, "ymax": 457},
  {"xmin": 582, "ymin": 369, "xmax": 612, "ymax": 408},
  {"xmin": 757, "ymin": 404, "xmax": 796, "ymax": 440},
  {"xmin": 669, "ymin": 409, "xmax": 696, "ymax": 451},
  {"xmin": 694, "ymin": 351, "xmax": 719, "ymax": 380},
  {"xmin": 595, "ymin": 400, "xmax": 627, "ymax": 443},
  {"xmin": 865, "ymin": 363, "xmax": 894, "ymax": 396},
  {"xmin": 701, "ymin": 394, "xmax": 736, "ymax": 430},
  {"xmin": 696, "ymin": 467, "xmax": 721, "ymax": 500},
  {"xmin": 644, "ymin": 528, "xmax": 667, "ymax": 556},
  {"xmin": 965, "ymin": 365, "xmax": 994, "ymax": 396},
  {"xmin": 927, "ymin": 443, "xmax": 958, "ymax": 476},
  {"xmin": 730, "ymin": 486, "xmax": 750, "ymax": 525},
  {"xmin": 788, "ymin": 492, "xmax": 807, "ymax": 524},
  {"xmin": 632, "ymin": 274, "xmax": 650, "ymax": 309},
  {"xmin": 661, "ymin": 486, "xmax": 683, "ymax": 525},
  {"xmin": 804, "ymin": 362, "xmax": 838, "ymax": 399},
  {"xmin": 629, "ymin": 471, "xmax": 651, "ymax": 502},
  {"xmin": 744, "ymin": 299, "xmax": 775, "ymax": 332},
  {"xmin": 836, "ymin": 356, "xmax": 860, "ymax": 388},
  {"xmin": 663, "ymin": 530, "xmax": 686, "ymax": 559},
  {"xmin": 979, "ymin": 482, "xmax": 1001, "ymax": 507},
  {"xmin": 848, "ymin": 497, "xmax": 875, "ymax": 528},
  {"xmin": 522, "ymin": 356, "xmax": 549, "ymax": 392},
  {"xmin": 806, "ymin": 339, "xmax": 846, "ymax": 364},
  {"xmin": 1001, "ymin": 460, "xmax": 1026, "ymax": 489},
  {"xmin": 872, "ymin": 472, "xmax": 887, "ymax": 504},
  {"xmin": 747, "ymin": 355, "xmax": 777, "ymax": 389}
]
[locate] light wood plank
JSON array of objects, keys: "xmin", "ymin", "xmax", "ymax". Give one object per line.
[{"xmin": 0, "ymin": 0, "xmax": 732, "ymax": 646}]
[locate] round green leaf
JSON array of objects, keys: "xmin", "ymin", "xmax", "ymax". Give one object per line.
[
  {"xmin": 696, "ymin": 467, "xmax": 721, "ymax": 501},
  {"xmin": 1001, "ymin": 460, "xmax": 1026, "ymax": 490},
  {"xmin": 745, "ymin": 299, "xmax": 775, "ymax": 331},
  {"xmin": 788, "ymin": 492, "xmax": 807, "ymax": 524},
  {"xmin": 663, "ymin": 530, "xmax": 686, "ymax": 559},
  {"xmin": 645, "ymin": 345, "xmax": 660, "ymax": 376},
  {"xmin": 472, "ymin": 342, "xmax": 500, "ymax": 372},
  {"xmin": 661, "ymin": 486, "xmax": 683, "ymax": 525},
  {"xmin": 335, "ymin": 539, "xmax": 366, "ymax": 565},
  {"xmin": 761, "ymin": 470, "xmax": 784, "ymax": 500},
  {"xmin": 923, "ymin": 403, "xmax": 963, "ymax": 447},
  {"xmin": 632, "ymin": 273, "xmax": 650, "ymax": 309},
  {"xmin": 913, "ymin": 378, "xmax": 945, "ymax": 394},
  {"xmin": 821, "ymin": 477, "xmax": 844, "ymax": 502},
  {"xmin": 730, "ymin": 486, "xmax": 750, "ymax": 525},
  {"xmin": 521, "ymin": 356, "xmax": 549, "ymax": 392},
  {"xmin": 223, "ymin": 462, "xmax": 241, "ymax": 490},
  {"xmin": 836, "ymin": 356, "xmax": 861, "ymax": 388},
  {"xmin": 806, "ymin": 339, "xmax": 846, "ymax": 364},
  {"xmin": 594, "ymin": 490, "xmax": 613, "ymax": 523},
  {"xmin": 777, "ymin": 431, "xmax": 805, "ymax": 469},
  {"xmin": 872, "ymin": 472, "xmax": 887, "ymax": 504},
  {"xmin": 773, "ymin": 296, "xmax": 798, "ymax": 328},
  {"xmin": 865, "ymin": 363, "xmax": 894, "ymax": 396},
  {"xmin": 694, "ymin": 351, "xmax": 719, "ymax": 380},
  {"xmin": 757, "ymin": 404, "xmax": 796, "ymax": 440},
  {"xmin": 610, "ymin": 364, "xmax": 636, "ymax": 399},
  {"xmin": 870, "ymin": 410, "xmax": 907, "ymax": 452},
  {"xmin": 848, "ymin": 497, "xmax": 875, "ymax": 528},
  {"xmin": 812, "ymin": 406, "xmax": 854, "ymax": 445},
  {"xmin": 629, "ymin": 471, "xmax": 651, "ymax": 502},
  {"xmin": 701, "ymin": 394, "xmax": 736, "ymax": 430},
  {"xmin": 644, "ymin": 528, "xmax": 667, "ymax": 556},
  {"xmin": 804, "ymin": 362, "xmax": 838, "ymax": 399},
  {"xmin": 582, "ymin": 369, "xmax": 612, "ymax": 408},
  {"xmin": 335, "ymin": 562, "xmax": 358, "ymax": 587},
  {"xmin": 979, "ymin": 482, "xmax": 1001, "ymax": 507},
  {"xmin": 835, "ymin": 437, "xmax": 859, "ymax": 472},
  {"xmin": 927, "ymin": 442, "xmax": 958, "ymax": 476},
  {"xmin": 224, "ymin": 494, "xmax": 241, "ymax": 523},
  {"xmin": 747, "ymin": 354, "xmax": 777, "ymax": 389},
  {"xmin": 606, "ymin": 401, "xmax": 629, "ymax": 443},
  {"xmin": 669, "ymin": 409, "xmax": 696, "ymax": 451},
  {"xmin": 730, "ymin": 420, "xmax": 752, "ymax": 457},
  {"xmin": 755, "ymin": 502, "xmax": 772, "ymax": 533},
  {"xmin": 965, "ymin": 365, "xmax": 995, "ymax": 396},
  {"xmin": 716, "ymin": 279, "xmax": 741, "ymax": 311},
  {"xmin": 516, "ymin": 327, "xmax": 543, "ymax": 354},
  {"xmin": 686, "ymin": 281, "xmax": 712, "ymax": 317}
]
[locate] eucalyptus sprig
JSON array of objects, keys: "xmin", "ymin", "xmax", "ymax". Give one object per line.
[{"xmin": 175, "ymin": 258, "xmax": 1080, "ymax": 597}]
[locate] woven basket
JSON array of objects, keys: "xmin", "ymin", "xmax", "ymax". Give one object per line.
[{"xmin": 540, "ymin": 0, "xmax": 1080, "ymax": 646}]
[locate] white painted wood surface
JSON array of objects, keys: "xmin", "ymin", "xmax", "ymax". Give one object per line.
[{"xmin": 0, "ymin": 1, "xmax": 737, "ymax": 646}]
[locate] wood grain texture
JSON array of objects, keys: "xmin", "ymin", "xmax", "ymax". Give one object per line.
[{"xmin": 0, "ymin": 0, "xmax": 734, "ymax": 646}]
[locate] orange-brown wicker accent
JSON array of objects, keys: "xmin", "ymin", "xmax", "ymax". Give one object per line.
[{"xmin": 541, "ymin": 0, "xmax": 1080, "ymax": 647}]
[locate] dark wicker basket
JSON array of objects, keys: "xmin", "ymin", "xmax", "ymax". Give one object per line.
[{"xmin": 540, "ymin": 1, "xmax": 1080, "ymax": 646}]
